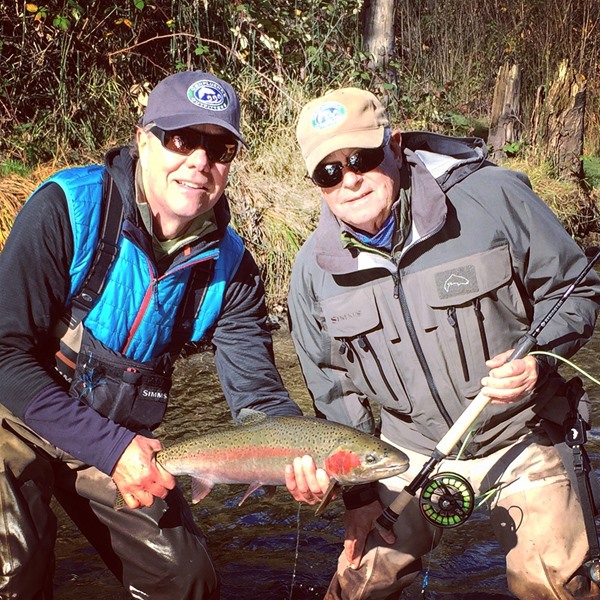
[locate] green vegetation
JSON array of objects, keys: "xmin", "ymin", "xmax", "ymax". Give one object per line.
[
  {"xmin": 0, "ymin": 160, "xmax": 33, "ymax": 178},
  {"xmin": 584, "ymin": 156, "xmax": 600, "ymax": 189},
  {"xmin": 1, "ymin": 0, "xmax": 599, "ymax": 309}
]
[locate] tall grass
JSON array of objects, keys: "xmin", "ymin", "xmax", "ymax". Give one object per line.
[
  {"xmin": 2, "ymin": 117, "xmax": 596, "ymax": 312},
  {"xmin": 228, "ymin": 119, "xmax": 321, "ymax": 312}
]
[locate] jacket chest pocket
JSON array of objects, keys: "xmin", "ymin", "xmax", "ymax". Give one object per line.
[
  {"xmin": 414, "ymin": 244, "xmax": 528, "ymax": 398},
  {"xmin": 321, "ymin": 287, "xmax": 412, "ymax": 413}
]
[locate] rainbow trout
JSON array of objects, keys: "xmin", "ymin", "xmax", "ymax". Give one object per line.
[{"xmin": 156, "ymin": 409, "xmax": 410, "ymax": 514}]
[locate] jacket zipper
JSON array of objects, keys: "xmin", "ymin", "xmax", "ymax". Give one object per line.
[
  {"xmin": 395, "ymin": 273, "xmax": 455, "ymax": 429},
  {"xmin": 356, "ymin": 334, "xmax": 401, "ymax": 402},
  {"xmin": 339, "ymin": 339, "xmax": 377, "ymax": 395},
  {"xmin": 447, "ymin": 306, "xmax": 470, "ymax": 381},
  {"xmin": 121, "ymin": 250, "xmax": 219, "ymax": 355},
  {"xmin": 473, "ymin": 298, "xmax": 490, "ymax": 361}
]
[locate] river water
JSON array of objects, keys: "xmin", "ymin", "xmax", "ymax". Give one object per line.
[{"xmin": 53, "ymin": 322, "xmax": 600, "ymax": 600}]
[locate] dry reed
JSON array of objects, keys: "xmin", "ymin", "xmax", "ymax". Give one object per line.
[{"xmin": 1, "ymin": 150, "xmax": 593, "ymax": 312}]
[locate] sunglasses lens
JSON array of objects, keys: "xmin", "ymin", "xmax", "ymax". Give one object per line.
[
  {"xmin": 208, "ymin": 139, "xmax": 238, "ymax": 163},
  {"xmin": 349, "ymin": 147, "xmax": 384, "ymax": 173},
  {"xmin": 311, "ymin": 145, "xmax": 386, "ymax": 188},
  {"xmin": 163, "ymin": 130, "xmax": 197, "ymax": 155},
  {"xmin": 312, "ymin": 163, "xmax": 343, "ymax": 187},
  {"xmin": 152, "ymin": 127, "xmax": 238, "ymax": 163}
]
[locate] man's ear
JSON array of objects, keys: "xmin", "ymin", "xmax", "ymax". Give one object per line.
[
  {"xmin": 137, "ymin": 127, "xmax": 149, "ymax": 170},
  {"xmin": 390, "ymin": 129, "xmax": 403, "ymax": 155}
]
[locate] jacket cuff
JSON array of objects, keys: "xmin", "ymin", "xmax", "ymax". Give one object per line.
[
  {"xmin": 342, "ymin": 482, "xmax": 379, "ymax": 509},
  {"xmin": 534, "ymin": 354, "xmax": 556, "ymax": 390}
]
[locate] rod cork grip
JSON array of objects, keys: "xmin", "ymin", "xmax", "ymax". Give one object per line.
[{"xmin": 435, "ymin": 392, "xmax": 491, "ymax": 456}]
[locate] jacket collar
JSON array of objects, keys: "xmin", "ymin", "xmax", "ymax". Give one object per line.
[{"xmin": 312, "ymin": 132, "xmax": 487, "ymax": 274}]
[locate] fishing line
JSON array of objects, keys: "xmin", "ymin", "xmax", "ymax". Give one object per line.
[
  {"xmin": 530, "ymin": 350, "xmax": 600, "ymax": 388},
  {"xmin": 288, "ymin": 502, "xmax": 302, "ymax": 600},
  {"xmin": 420, "ymin": 531, "xmax": 437, "ymax": 597}
]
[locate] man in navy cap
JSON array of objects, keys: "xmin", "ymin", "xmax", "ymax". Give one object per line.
[{"xmin": 0, "ymin": 71, "xmax": 308, "ymax": 598}]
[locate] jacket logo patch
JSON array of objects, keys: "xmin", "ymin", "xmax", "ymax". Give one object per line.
[{"xmin": 435, "ymin": 265, "xmax": 479, "ymax": 299}]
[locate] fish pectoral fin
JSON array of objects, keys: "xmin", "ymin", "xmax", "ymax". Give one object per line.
[
  {"xmin": 314, "ymin": 479, "xmax": 341, "ymax": 516},
  {"xmin": 190, "ymin": 477, "xmax": 214, "ymax": 504},
  {"xmin": 238, "ymin": 481, "xmax": 267, "ymax": 506}
]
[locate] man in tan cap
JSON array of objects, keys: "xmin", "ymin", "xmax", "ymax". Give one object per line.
[{"xmin": 286, "ymin": 87, "xmax": 600, "ymax": 599}]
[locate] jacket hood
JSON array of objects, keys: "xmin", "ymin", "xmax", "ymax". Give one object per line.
[
  {"xmin": 401, "ymin": 131, "xmax": 488, "ymax": 191},
  {"xmin": 104, "ymin": 146, "xmax": 138, "ymax": 221}
]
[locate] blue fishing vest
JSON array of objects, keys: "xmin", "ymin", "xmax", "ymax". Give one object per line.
[
  {"xmin": 46, "ymin": 165, "xmax": 244, "ymax": 362},
  {"xmin": 38, "ymin": 165, "xmax": 245, "ymax": 431}
]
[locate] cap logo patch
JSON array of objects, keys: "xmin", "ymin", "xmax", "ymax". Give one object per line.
[
  {"xmin": 311, "ymin": 101, "xmax": 347, "ymax": 131},
  {"xmin": 187, "ymin": 80, "xmax": 229, "ymax": 111}
]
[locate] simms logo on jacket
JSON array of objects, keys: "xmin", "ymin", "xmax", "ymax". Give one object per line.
[
  {"xmin": 330, "ymin": 310, "xmax": 362, "ymax": 323},
  {"xmin": 435, "ymin": 265, "xmax": 479, "ymax": 300}
]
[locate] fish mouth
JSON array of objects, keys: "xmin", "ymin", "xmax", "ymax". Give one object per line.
[
  {"xmin": 379, "ymin": 462, "xmax": 410, "ymax": 475},
  {"xmin": 352, "ymin": 464, "xmax": 409, "ymax": 482},
  {"xmin": 382, "ymin": 464, "xmax": 409, "ymax": 475}
]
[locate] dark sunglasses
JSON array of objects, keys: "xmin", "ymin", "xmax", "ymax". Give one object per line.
[
  {"xmin": 311, "ymin": 142, "xmax": 388, "ymax": 188},
  {"xmin": 149, "ymin": 126, "xmax": 239, "ymax": 163}
]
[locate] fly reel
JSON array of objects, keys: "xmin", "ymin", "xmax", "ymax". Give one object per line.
[{"xmin": 419, "ymin": 472, "xmax": 475, "ymax": 528}]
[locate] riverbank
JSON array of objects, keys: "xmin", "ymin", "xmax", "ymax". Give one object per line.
[{"xmin": 1, "ymin": 152, "xmax": 598, "ymax": 313}]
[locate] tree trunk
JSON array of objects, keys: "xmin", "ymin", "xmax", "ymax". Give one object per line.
[
  {"xmin": 488, "ymin": 63, "xmax": 522, "ymax": 160},
  {"xmin": 532, "ymin": 59, "xmax": 586, "ymax": 183},
  {"xmin": 362, "ymin": 0, "xmax": 396, "ymax": 78}
]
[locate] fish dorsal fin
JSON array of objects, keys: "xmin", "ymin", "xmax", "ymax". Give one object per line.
[
  {"xmin": 237, "ymin": 408, "xmax": 269, "ymax": 425},
  {"xmin": 314, "ymin": 479, "xmax": 341, "ymax": 516}
]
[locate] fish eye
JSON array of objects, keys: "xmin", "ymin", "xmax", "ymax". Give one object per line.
[{"xmin": 365, "ymin": 453, "xmax": 377, "ymax": 464}]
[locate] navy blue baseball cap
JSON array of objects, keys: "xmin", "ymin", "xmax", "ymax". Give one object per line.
[{"xmin": 141, "ymin": 71, "xmax": 245, "ymax": 144}]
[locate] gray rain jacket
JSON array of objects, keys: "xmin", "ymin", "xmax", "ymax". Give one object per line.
[{"xmin": 288, "ymin": 132, "xmax": 600, "ymax": 458}]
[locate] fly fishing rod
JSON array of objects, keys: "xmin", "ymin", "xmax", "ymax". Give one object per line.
[{"xmin": 376, "ymin": 247, "xmax": 600, "ymax": 534}]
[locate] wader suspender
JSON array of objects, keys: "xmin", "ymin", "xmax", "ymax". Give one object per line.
[
  {"xmin": 564, "ymin": 381, "xmax": 600, "ymax": 580},
  {"xmin": 55, "ymin": 178, "xmax": 123, "ymax": 378},
  {"xmin": 71, "ymin": 178, "xmax": 123, "ymax": 325}
]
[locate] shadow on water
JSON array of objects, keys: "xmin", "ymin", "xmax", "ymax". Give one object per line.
[{"xmin": 53, "ymin": 323, "xmax": 600, "ymax": 599}]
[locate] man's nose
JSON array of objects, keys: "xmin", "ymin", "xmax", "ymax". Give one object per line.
[{"xmin": 186, "ymin": 147, "xmax": 211, "ymax": 171}]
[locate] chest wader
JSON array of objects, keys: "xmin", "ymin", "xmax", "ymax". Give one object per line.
[
  {"xmin": 562, "ymin": 377, "xmax": 600, "ymax": 583},
  {"xmin": 53, "ymin": 178, "xmax": 200, "ymax": 432},
  {"xmin": 541, "ymin": 376, "xmax": 600, "ymax": 584}
]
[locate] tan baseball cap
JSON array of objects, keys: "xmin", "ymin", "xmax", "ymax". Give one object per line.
[{"xmin": 296, "ymin": 87, "xmax": 389, "ymax": 176}]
